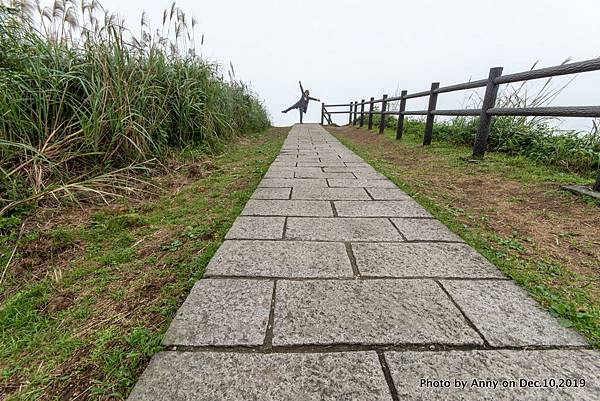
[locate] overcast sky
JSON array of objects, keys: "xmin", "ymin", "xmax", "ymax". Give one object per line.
[{"xmin": 100, "ymin": 0, "xmax": 600, "ymax": 130}]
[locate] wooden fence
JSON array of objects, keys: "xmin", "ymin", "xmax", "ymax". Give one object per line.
[{"xmin": 321, "ymin": 58, "xmax": 600, "ymax": 192}]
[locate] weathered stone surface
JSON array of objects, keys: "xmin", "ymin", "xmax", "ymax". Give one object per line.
[
  {"xmin": 205, "ymin": 240, "xmax": 353, "ymax": 278},
  {"xmin": 386, "ymin": 349, "xmax": 600, "ymax": 401},
  {"xmin": 366, "ymin": 188, "xmax": 411, "ymax": 200},
  {"xmin": 297, "ymin": 162, "xmax": 347, "ymax": 167},
  {"xmin": 128, "ymin": 351, "xmax": 391, "ymax": 401},
  {"xmin": 334, "ymin": 200, "xmax": 431, "ymax": 218},
  {"xmin": 317, "ymin": 155, "xmax": 343, "ymax": 161},
  {"xmin": 352, "ymin": 242, "xmax": 505, "ymax": 278},
  {"xmin": 275, "ymin": 155, "xmax": 298, "ymax": 161},
  {"xmin": 441, "ymin": 280, "xmax": 589, "ymax": 347},
  {"xmin": 273, "ymin": 279, "xmax": 482, "ymax": 346},
  {"xmin": 286, "ymin": 217, "xmax": 404, "ymax": 241},
  {"xmin": 295, "ymin": 157, "xmax": 320, "ymax": 163},
  {"xmin": 251, "ymin": 187, "xmax": 291, "ymax": 200},
  {"xmin": 259, "ymin": 178, "xmax": 328, "ymax": 188},
  {"xmin": 162, "ymin": 279, "xmax": 272, "ymax": 346},
  {"xmin": 328, "ymin": 178, "xmax": 397, "ymax": 188},
  {"xmin": 391, "ymin": 218, "xmax": 463, "ymax": 241},
  {"xmin": 352, "ymin": 171, "xmax": 387, "ymax": 179},
  {"xmin": 292, "ymin": 187, "xmax": 371, "ymax": 200},
  {"xmin": 264, "ymin": 168, "xmax": 294, "ymax": 178},
  {"xmin": 322, "ymin": 166, "xmax": 377, "ymax": 173},
  {"xmin": 241, "ymin": 199, "xmax": 333, "ymax": 217},
  {"xmin": 269, "ymin": 161, "xmax": 296, "ymax": 167},
  {"xmin": 294, "ymin": 170, "xmax": 355, "ymax": 179},
  {"xmin": 338, "ymin": 156, "xmax": 364, "ymax": 162},
  {"xmin": 225, "ymin": 216, "xmax": 285, "ymax": 239}
]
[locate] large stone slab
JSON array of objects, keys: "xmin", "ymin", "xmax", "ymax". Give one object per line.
[
  {"xmin": 295, "ymin": 170, "xmax": 355, "ymax": 179},
  {"xmin": 328, "ymin": 178, "xmax": 397, "ymax": 188},
  {"xmin": 205, "ymin": 240, "xmax": 353, "ymax": 278},
  {"xmin": 251, "ymin": 187, "xmax": 291, "ymax": 200},
  {"xmin": 128, "ymin": 351, "xmax": 391, "ymax": 401},
  {"xmin": 297, "ymin": 162, "xmax": 347, "ymax": 167},
  {"xmin": 259, "ymin": 178, "xmax": 328, "ymax": 188},
  {"xmin": 334, "ymin": 200, "xmax": 431, "ymax": 218},
  {"xmin": 338, "ymin": 156, "xmax": 364, "ymax": 162},
  {"xmin": 241, "ymin": 199, "xmax": 333, "ymax": 217},
  {"xmin": 352, "ymin": 242, "xmax": 505, "ymax": 278},
  {"xmin": 391, "ymin": 218, "xmax": 463, "ymax": 241},
  {"xmin": 273, "ymin": 279, "xmax": 482, "ymax": 346},
  {"xmin": 264, "ymin": 168, "xmax": 294, "ymax": 178},
  {"xmin": 352, "ymin": 171, "xmax": 387, "ymax": 179},
  {"xmin": 225, "ymin": 216, "xmax": 285, "ymax": 239},
  {"xmin": 292, "ymin": 187, "xmax": 371, "ymax": 200},
  {"xmin": 286, "ymin": 217, "xmax": 404, "ymax": 241},
  {"xmin": 295, "ymin": 157, "xmax": 320, "ymax": 163},
  {"xmin": 441, "ymin": 280, "xmax": 589, "ymax": 347},
  {"xmin": 162, "ymin": 279, "xmax": 272, "ymax": 346},
  {"xmin": 275, "ymin": 155, "xmax": 298, "ymax": 161},
  {"xmin": 269, "ymin": 161, "xmax": 296, "ymax": 167},
  {"xmin": 366, "ymin": 188, "xmax": 411, "ymax": 200},
  {"xmin": 386, "ymin": 349, "xmax": 600, "ymax": 401},
  {"xmin": 322, "ymin": 166, "xmax": 377, "ymax": 173}
]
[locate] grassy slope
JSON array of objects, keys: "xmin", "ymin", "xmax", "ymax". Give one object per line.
[
  {"xmin": 0, "ymin": 127, "xmax": 287, "ymax": 400},
  {"xmin": 328, "ymin": 125, "xmax": 599, "ymax": 348}
]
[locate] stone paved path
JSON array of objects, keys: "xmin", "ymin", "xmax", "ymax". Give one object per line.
[{"xmin": 129, "ymin": 124, "xmax": 599, "ymax": 400}]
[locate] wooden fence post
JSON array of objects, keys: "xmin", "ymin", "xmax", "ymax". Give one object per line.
[
  {"xmin": 594, "ymin": 168, "xmax": 600, "ymax": 192},
  {"xmin": 359, "ymin": 99, "xmax": 365, "ymax": 127},
  {"xmin": 378, "ymin": 94, "xmax": 388, "ymax": 134},
  {"xmin": 353, "ymin": 101, "xmax": 358, "ymax": 125},
  {"xmin": 321, "ymin": 103, "xmax": 325, "ymax": 125},
  {"xmin": 423, "ymin": 83, "xmax": 440, "ymax": 145},
  {"xmin": 396, "ymin": 90, "xmax": 407, "ymax": 140},
  {"xmin": 367, "ymin": 97, "xmax": 375, "ymax": 130},
  {"xmin": 348, "ymin": 102, "xmax": 353, "ymax": 125},
  {"xmin": 473, "ymin": 67, "xmax": 504, "ymax": 157}
]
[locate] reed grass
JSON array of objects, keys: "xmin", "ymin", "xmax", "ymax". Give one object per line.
[{"xmin": 0, "ymin": 0, "xmax": 270, "ymax": 218}]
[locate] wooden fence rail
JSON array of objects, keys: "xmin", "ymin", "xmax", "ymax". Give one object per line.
[{"xmin": 321, "ymin": 57, "xmax": 600, "ymax": 192}]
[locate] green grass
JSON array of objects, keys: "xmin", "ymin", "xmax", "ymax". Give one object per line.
[
  {"xmin": 387, "ymin": 121, "xmax": 597, "ymax": 188},
  {"xmin": 369, "ymin": 112, "xmax": 599, "ymax": 178},
  {"xmin": 332, "ymin": 125, "xmax": 600, "ymax": 348},
  {"xmin": 0, "ymin": 127, "xmax": 287, "ymax": 399}
]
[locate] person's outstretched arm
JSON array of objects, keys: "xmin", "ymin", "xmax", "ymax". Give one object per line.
[
  {"xmin": 299, "ymin": 80, "xmax": 304, "ymax": 93},
  {"xmin": 308, "ymin": 96, "xmax": 321, "ymax": 102}
]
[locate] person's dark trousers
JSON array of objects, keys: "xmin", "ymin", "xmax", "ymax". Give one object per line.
[
  {"xmin": 283, "ymin": 100, "xmax": 302, "ymax": 114},
  {"xmin": 283, "ymin": 103, "xmax": 307, "ymax": 123}
]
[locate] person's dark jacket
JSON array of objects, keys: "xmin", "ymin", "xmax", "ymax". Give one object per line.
[{"xmin": 297, "ymin": 81, "xmax": 318, "ymax": 112}]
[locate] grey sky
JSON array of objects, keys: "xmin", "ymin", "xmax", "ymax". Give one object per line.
[{"xmin": 101, "ymin": 0, "xmax": 599, "ymax": 129}]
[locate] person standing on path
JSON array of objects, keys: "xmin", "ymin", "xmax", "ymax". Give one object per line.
[{"xmin": 282, "ymin": 81, "xmax": 320, "ymax": 123}]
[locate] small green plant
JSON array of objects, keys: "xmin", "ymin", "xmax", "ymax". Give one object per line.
[{"xmin": 162, "ymin": 239, "xmax": 183, "ymax": 252}]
